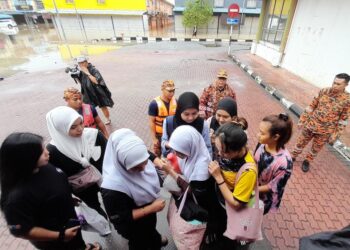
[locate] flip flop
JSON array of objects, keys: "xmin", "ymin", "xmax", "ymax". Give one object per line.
[{"xmin": 104, "ymin": 119, "xmax": 111, "ymax": 125}]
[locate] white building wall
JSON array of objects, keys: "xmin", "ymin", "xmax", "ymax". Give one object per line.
[
  {"xmin": 174, "ymin": 15, "xmax": 186, "ymax": 34},
  {"xmin": 82, "ymin": 15, "xmax": 115, "ymax": 40},
  {"xmin": 112, "ymin": 15, "xmax": 145, "ymax": 37},
  {"xmin": 53, "ymin": 14, "xmax": 146, "ymax": 41},
  {"xmin": 54, "ymin": 15, "xmax": 85, "ymax": 41},
  {"xmin": 175, "ymin": 14, "xmax": 259, "ymax": 38},
  {"xmin": 281, "ymin": 0, "xmax": 350, "ymax": 88}
]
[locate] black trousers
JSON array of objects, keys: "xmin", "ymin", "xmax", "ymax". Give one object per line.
[
  {"xmin": 74, "ymin": 184, "xmax": 107, "ymax": 218},
  {"xmin": 102, "ymin": 189, "xmax": 162, "ymax": 250}
]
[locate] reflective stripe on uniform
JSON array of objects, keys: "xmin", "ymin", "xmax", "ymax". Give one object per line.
[{"xmin": 154, "ymin": 96, "xmax": 177, "ymax": 134}]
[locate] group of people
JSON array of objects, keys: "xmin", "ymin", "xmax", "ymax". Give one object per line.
[{"xmin": 0, "ymin": 58, "xmax": 349, "ymax": 250}]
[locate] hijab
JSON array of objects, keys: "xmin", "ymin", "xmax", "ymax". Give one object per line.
[
  {"xmin": 46, "ymin": 106, "xmax": 101, "ymax": 167},
  {"xmin": 173, "ymin": 92, "xmax": 204, "ymax": 133},
  {"xmin": 217, "ymin": 97, "xmax": 237, "ymax": 117},
  {"xmin": 211, "ymin": 97, "xmax": 238, "ymax": 131},
  {"xmin": 101, "ymin": 129, "xmax": 160, "ymax": 206},
  {"xmin": 168, "ymin": 125, "xmax": 210, "ymax": 182}
]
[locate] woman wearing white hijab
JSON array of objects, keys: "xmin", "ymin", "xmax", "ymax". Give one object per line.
[
  {"xmin": 46, "ymin": 106, "xmax": 107, "ymax": 218},
  {"xmin": 101, "ymin": 129, "xmax": 168, "ymax": 250},
  {"xmin": 162, "ymin": 125, "xmax": 220, "ymax": 250}
]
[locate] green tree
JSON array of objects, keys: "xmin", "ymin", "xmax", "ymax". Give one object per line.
[{"xmin": 182, "ymin": 0, "xmax": 213, "ymax": 30}]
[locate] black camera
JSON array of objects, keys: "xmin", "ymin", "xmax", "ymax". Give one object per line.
[{"xmin": 65, "ymin": 65, "xmax": 80, "ymax": 78}]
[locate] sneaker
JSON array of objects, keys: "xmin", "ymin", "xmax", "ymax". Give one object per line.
[
  {"xmin": 161, "ymin": 235, "xmax": 168, "ymax": 247},
  {"xmin": 301, "ymin": 160, "xmax": 310, "ymax": 172}
]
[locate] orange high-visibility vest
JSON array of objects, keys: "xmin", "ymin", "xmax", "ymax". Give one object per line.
[{"xmin": 154, "ymin": 96, "xmax": 177, "ymax": 135}]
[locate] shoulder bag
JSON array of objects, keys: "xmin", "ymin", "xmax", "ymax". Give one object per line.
[
  {"xmin": 223, "ymin": 163, "xmax": 264, "ymax": 242},
  {"xmin": 68, "ymin": 165, "xmax": 102, "ymax": 193}
]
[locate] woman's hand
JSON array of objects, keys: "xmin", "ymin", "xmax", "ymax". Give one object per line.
[
  {"xmin": 160, "ymin": 160, "xmax": 173, "ymax": 173},
  {"xmin": 153, "ymin": 157, "xmax": 169, "ymax": 171},
  {"xmin": 149, "ymin": 199, "xmax": 166, "ymax": 213},
  {"xmin": 209, "ymin": 129, "xmax": 215, "ymax": 144},
  {"xmin": 64, "ymin": 226, "xmax": 80, "ymax": 242},
  {"xmin": 208, "ymin": 161, "xmax": 224, "ymax": 182}
]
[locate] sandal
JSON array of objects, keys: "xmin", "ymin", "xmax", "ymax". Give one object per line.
[
  {"xmin": 86, "ymin": 242, "xmax": 102, "ymax": 250},
  {"xmin": 104, "ymin": 119, "xmax": 111, "ymax": 125}
]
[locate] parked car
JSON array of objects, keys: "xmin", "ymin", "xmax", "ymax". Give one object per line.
[{"xmin": 0, "ymin": 14, "xmax": 19, "ymax": 36}]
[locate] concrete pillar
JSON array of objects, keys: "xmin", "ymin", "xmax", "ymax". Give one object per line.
[{"xmin": 279, "ymin": 0, "xmax": 298, "ymax": 53}]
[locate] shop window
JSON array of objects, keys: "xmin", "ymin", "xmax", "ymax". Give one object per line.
[
  {"xmin": 262, "ymin": 0, "xmax": 292, "ymax": 46},
  {"xmin": 246, "ymin": 0, "xmax": 257, "ymax": 8}
]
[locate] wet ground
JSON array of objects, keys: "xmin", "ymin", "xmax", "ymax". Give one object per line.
[
  {"xmin": 0, "ymin": 40, "xmax": 349, "ymax": 250},
  {"xmin": 0, "ymin": 24, "xmax": 255, "ymax": 79},
  {"xmin": 0, "ymin": 27, "xmax": 123, "ymax": 78}
]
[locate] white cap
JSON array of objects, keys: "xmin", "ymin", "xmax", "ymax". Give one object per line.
[{"xmin": 76, "ymin": 56, "xmax": 88, "ymax": 63}]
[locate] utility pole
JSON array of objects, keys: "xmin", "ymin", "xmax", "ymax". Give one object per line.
[
  {"xmin": 52, "ymin": 0, "xmax": 73, "ymax": 59},
  {"xmin": 72, "ymin": 0, "xmax": 88, "ymax": 42}
]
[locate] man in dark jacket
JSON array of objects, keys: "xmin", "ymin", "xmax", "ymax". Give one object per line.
[{"xmin": 76, "ymin": 56, "xmax": 114, "ymax": 125}]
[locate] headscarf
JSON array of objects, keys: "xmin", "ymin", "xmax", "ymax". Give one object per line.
[
  {"xmin": 168, "ymin": 125, "xmax": 210, "ymax": 182},
  {"xmin": 211, "ymin": 97, "xmax": 238, "ymax": 131},
  {"xmin": 46, "ymin": 106, "xmax": 101, "ymax": 167},
  {"xmin": 217, "ymin": 97, "xmax": 237, "ymax": 117},
  {"xmin": 101, "ymin": 129, "xmax": 160, "ymax": 206},
  {"xmin": 173, "ymin": 92, "xmax": 204, "ymax": 133}
]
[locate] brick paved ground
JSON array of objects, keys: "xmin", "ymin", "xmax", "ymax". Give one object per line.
[
  {"xmin": 0, "ymin": 42, "xmax": 349, "ymax": 250},
  {"xmin": 233, "ymin": 50, "xmax": 350, "ymax": 147}
]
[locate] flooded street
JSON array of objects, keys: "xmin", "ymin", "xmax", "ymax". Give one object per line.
[{"xmin": 0, "ymin": 26, "xmax": 121, "ymax": 78}]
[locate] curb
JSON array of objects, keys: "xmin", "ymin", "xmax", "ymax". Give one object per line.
[
  {"xmin": 92, "ymin": 37, "xmax": 253, "ymax": 43},
  {"xmin": 230, "ymin": 54, "xmax": 350, "ymax": 161}
]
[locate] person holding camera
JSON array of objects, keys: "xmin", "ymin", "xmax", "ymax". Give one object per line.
[{"xmin": 74, "ymin": 56, "xmax": 114, "ymax": 125}]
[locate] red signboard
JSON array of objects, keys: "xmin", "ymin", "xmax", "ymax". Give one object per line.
[{"xmin": 228, "ymin": 3, "xmax": 240, "ymax": 18}]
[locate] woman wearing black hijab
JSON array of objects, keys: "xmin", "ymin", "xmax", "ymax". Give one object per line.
[
  {"xmin": 161, "ymin": 92, "xmax": 212, "ymax": 157},
  {"xmin": 208, "ymin": 97, "xmax": 238, "ymax": 132},
  {"xmin": 207, "ymin": 97, "xmax": 248, "ymax": 160}
]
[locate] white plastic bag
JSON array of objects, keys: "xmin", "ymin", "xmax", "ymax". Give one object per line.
[
  {"xmin": 163, "ymin": 175, "xmax": 182, "ymax": 195},
  {"xmin": 75, "ymin": 202, "xmax": 111, "ymax": 236}
]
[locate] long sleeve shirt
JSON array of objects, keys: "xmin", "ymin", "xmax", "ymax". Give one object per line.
[
  {"xmin": 199, "ymin": 82, "xmax": 236, "ymax": 119},
  {"xmin": 299, "ymin": 88, "xmax": 350, "ymax": 137}
]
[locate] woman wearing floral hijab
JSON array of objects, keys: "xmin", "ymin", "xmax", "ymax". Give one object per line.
[
  {"xmin": 46, "ymin": 106, "xmax": 107, "ymax": 218},
  {"xmin": 101, "ymin": 129, "xmax": 168, "ymax": 250}
]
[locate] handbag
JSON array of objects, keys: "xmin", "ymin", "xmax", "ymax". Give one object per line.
[
  {"xmin": 75, "ymin": 201, "xmax": 111, "ymax": 236},
  {"xmin": 223, "ymin": 163, "xmax": 264, "ymax": 242},
  {"xmin": 168, "ymin": 199, "xmax": 207, "ymax": 250},
  {"xmin": 177, "ymin": 186, "xmax": 209, "ymax": 222},
  {"xmin": 68, "ymin": 165, "xmax": 102, "ymax": 193}
]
